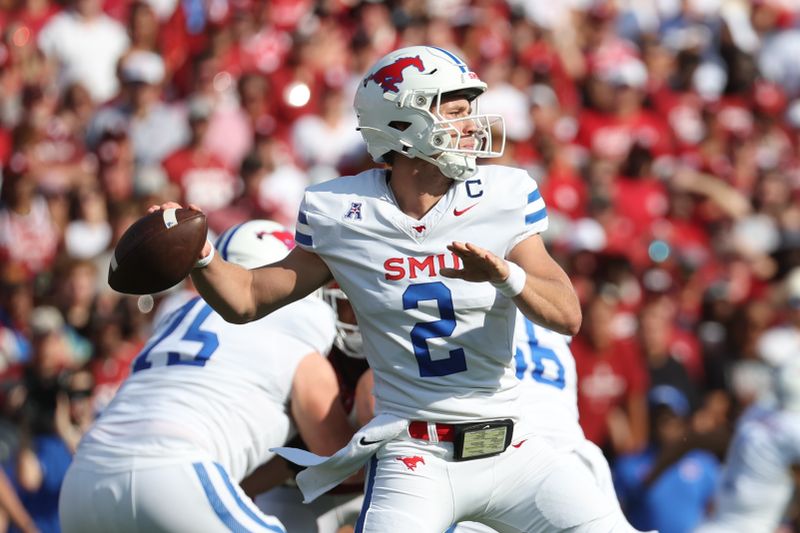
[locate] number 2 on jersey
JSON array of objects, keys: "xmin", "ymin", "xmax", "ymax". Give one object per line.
[
  {"xmin": 132, "ymin": 297, "xmax": 219, "ymax": 372},
  {"xmin": 403, "ymin": 282, "xmax": 467, "ymax": 377}
]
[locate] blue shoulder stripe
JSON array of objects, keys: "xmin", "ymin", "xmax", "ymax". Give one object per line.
[
  {"xmin": 527, "ymin": 189, "xmax": 542, "ymax": 204},
  {"xmin": 525, "ymin": 208, "xmax": 547, "ymax": 225},
  {"xmin": 298, "ymin": 211, "xmax": 308, "ymax": 225}
]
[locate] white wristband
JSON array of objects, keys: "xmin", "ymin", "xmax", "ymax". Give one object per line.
[
  {"xmin": 194, "ymin": 240, "xmax": 215, "ymax": 269},
  {"xmin": 491, "ymin": 261, "xmax": 526, "ymax": 298}
]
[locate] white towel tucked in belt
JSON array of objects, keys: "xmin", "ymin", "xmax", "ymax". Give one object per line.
[{"xmin": 271, "ymin": 413, "xmax": 409, "ymax": 502}]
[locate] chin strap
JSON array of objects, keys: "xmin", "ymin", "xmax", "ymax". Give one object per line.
[
  {"xmin": 409, "ymin": 149, "xmax": 478, "ymax": 181},
  {"xmin": 436, "ymin": 153, "xmax": 478, "ymax": 181}
]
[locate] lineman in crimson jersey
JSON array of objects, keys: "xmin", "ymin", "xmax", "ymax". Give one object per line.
[
  {"xmin": 695, "ymin": 356, "xmax": 800, "ymax": 533},
  {"xmin": 165, "ymin": 45, "xmax": 633, "ymax": 532},
  {"xmin": 59, "ymin": 220, "xmax": 354, "ymax": 533}
]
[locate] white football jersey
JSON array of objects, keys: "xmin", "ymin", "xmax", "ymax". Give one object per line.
[
  {"xmin": 513, "ymin": 313, "xmax": 584, "ymax": 447},
  {"xmin": 78, "ymin": 295, "xmax": 336, "ymax": 482},
  {"xmin": 295, "ymin": 165, "xmax": 548, "ymax": 422},
  {"xmin": 706, "ymin": 406, "xmax": 800, "ymax": 532}
]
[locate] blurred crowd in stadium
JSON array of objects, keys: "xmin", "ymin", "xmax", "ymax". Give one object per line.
[{"xmin": 1, "ymin": 0, "xmax": 800, "ymax": 531}]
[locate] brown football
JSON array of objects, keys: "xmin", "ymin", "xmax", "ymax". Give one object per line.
[{"xmin": 108, "ymin": 208, "xmax": 207, "ymax": 295}]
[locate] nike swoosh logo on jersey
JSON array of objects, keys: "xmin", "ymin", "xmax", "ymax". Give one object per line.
[
  {"xmin": 360, "ymin": 437, "xmax": 384, "ymax": 446},
  {"xmin": 453, "ymin": 203, "xmax": 479, "ymax": 216}
]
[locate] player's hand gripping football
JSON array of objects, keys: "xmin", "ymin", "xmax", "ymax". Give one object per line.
[
  {"xmin": 147, "ymin": 201, "xmax": 212, "ymax": 260},
  {"xmin": 439, "ymin": 241, "xmax": 509, "ymax": 283}
]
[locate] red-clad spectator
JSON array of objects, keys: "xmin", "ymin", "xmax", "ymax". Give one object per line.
[
  {"xmin": 650, "ymin": 180, "xmax": 714, "ymax": 276},
  {"xmin": 518, "ymin": 35, "xmax": 580, "ymax": 113},
  {"xmin": 235, "ymin": 4, "xmax": 293, "ymax": 76},
  {"xmin": 0, "ymin": 156, "xmax": 60, "ymax": 278},
  {"xmin": 577, "ymin": 57, "xmax": 674, "ymax": 164},
  {"xmin": 541, "ymin": 164, "xmax": 589, "ymax": 221},
  {"xmin": 612, "ymin": 145, "xmax": 670, "ymax": 240},
  {"xmin": 11, "ymin": 0, "xmax": 61, "ymax": 39},
  {"xmin": 651, "ymin": 82, "xmax": 707, "ymax": 158},
  {"xmin": 158, "ymin": 0, "xmax": 221, "ymax": 90},
  {"xmin": 573, "ymin": 293, "xmax": 650, "ymax": 455},
  {"xmin": 13, "ymin": 84, "xmax": 92, "ymax": 194},
  {"xmin": 0, "ymin": 126, "xmax": 11, "ymax": 167},
  {"xmin": 162, "ymin": 96, "xmax": 238, "ymax": 212}
]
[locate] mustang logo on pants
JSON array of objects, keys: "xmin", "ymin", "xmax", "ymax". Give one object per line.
[{"xmin": 396, "ymin": 456, "xmax": 426, "ymax": 471}]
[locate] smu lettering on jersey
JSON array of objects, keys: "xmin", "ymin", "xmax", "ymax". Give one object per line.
[
  {"xmin": 513, "ymin": 312, "xmax": 584, "ymax": 446},
  {"xmin": 78, "ymin": 295, "xmax": 335, "ymax": 482},
  {"xmin": 709, "ymin": 406, "xmax": 800, "ymax": 531},
  {"xmin": 295, "ymin": 165, "xmax": 547, "ymax": 422}
]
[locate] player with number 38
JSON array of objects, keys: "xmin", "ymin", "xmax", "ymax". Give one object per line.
[{"xmin": 153, "ymin": 46, "xmax": 641, "ymax": 532}]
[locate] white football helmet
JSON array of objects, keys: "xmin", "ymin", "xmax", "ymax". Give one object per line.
[
  {"xmin": 321, "ymin": 282, "xmax": 365, "ymax": 359},
  {"xmin": 354, "ymin": 46, "xmax": 505, "ymax": 181},
  {"xmin": 215, "ymin": 220, "xmax": 295, "ymax": 269},
  {"xmin": 775, "ymin": 356, "xmax": 800, "ymax": 412}
]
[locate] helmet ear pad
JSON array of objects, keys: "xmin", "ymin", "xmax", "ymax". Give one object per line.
[{"xmin": 430, "ymin": 131, "xmax": 450, "ymax": 150}]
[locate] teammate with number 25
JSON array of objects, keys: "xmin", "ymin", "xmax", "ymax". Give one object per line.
[
  {"xmin": 59, "ymin": 221, "xmax": 354, "ymax": 533},
  {"xmin": 166, "ymin": 46, "xmax": 635, "ymax": 532}
]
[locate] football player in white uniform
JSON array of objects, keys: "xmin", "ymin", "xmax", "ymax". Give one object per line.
[
  {"xmin": 453, "ymin": 312, "xmax": 630, "ymax": 532},
  {"xmin": 59, "ymin": 220, "xmax": 355, "ymax": 533},
  {"xmin": 695, "ymin": 356, "xmax": 800, "ymax": 533},
  {"xmin": 164, "ymin": 45, "xmax": 635, "ymax": 532}
]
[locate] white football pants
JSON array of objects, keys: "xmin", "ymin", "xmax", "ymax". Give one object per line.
[
  {"xmin": 354, "ymin": 432, "xmax": 633, "ymax": 533},
  {"xmin": 59, "ymin": 460, "xmax": 287, "ymax": 533},
  {"xmin": 451, "ymin": 439, "xmax": 645, "ymax": 533}
]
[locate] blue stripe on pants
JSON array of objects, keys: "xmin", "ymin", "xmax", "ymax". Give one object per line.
[
  {"xmin": 213, "ymin": 463, "xmax": 285, "ymax": 533},
  {"xmin": 355, "ymin": 455, "xmax": 379, "ymax": 533},
  {"xmin": 193, "ymin": 463, "xmax": 250, "ymax": 532},
  {"xmin": 192, "ymin": 463, "xmax": 285, "ymax": 532}
]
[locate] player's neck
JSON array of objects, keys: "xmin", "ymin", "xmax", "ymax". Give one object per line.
[{"xmin": 387, "ymin": 159, "xmax": 452, "ymax": 220}]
